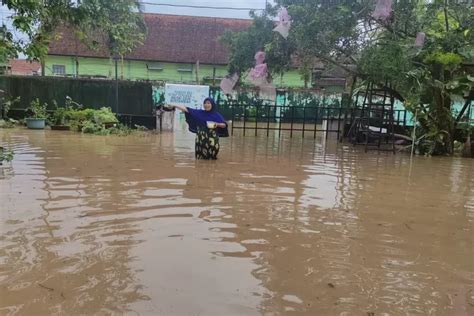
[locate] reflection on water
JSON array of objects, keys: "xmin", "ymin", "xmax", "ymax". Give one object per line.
[{"xmin": 1, "ymin": 129, "xmax": 473, "ymax": 315}]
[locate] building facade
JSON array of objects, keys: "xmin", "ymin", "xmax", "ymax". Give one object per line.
[{"xmin": 45, "ymin": 13, "xmax": 345, "ymax": 90}]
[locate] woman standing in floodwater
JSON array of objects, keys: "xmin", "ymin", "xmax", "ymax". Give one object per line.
[{"xmin": 171, "ymin": 97, "xmax": 229, "ymax": 160}]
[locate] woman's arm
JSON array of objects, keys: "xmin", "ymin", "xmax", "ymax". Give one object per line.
[
  {"xmin": 216, "ymin": 122, "xmax": 227, "ymax": 128},
  {"xmin": 170, "ymin": 104, "xmax": 188, "ymax": 113}
]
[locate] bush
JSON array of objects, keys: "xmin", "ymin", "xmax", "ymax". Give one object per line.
[
  {"xmin": 23, "ymin": 96, "xmax": 136, "ymax": 136},
  {"xmin": 67, "ymin": 108, "xmax": 95, "ymax": 122},
  {"xmin": 67, "ymin": 108, "xmax": 95, "ymax": 131},
  {"xmin": 1, "ymin": 96, "xmax": 20, "ymax": 119},
  {"xmin": 81, "ymin": 120, "xmax": 104, "ymax": 134},
  {"xmin": 67, "ymin": 107, "xmax": 118, "ymax": 131},
  {"xmin": 108, "ymin": 123, "xmax": 132, "ymax": 136},
  {"xmin": 0, "ymin": 118, "xmax": 19, "ymax": 128},
  {"xmin": 0, "ymin": 147, "xmax": 14, "ymax": 165},
  {"xmin": 51, "ymin": 101, "xmax": 68, "ymax": 126},
  {"xmin": 27, "ymin": 98, "xmax": 48, "ymax": 119},
  {"xmin": 93, "ymin": 107, "xmax": 118, "ymax": 124}
]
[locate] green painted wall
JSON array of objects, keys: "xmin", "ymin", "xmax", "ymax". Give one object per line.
[{"xmin": 44, "ymin": 55, "xmax": 306, "ymax": 88}]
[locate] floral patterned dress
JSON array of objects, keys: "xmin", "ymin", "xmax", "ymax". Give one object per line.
[{"xmin": 195, "ymin": 126, "xmax": 219, "ymax": 160}]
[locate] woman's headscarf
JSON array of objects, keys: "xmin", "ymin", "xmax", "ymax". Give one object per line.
[{"xmin": 184, "ymin": 97, "xmax": 229, "ymax": 137}]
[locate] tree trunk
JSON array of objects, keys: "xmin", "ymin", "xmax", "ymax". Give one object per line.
[
  {"xmin": 426, "ymin": 63, "xmax": 454, "ymax": 155},
  {"xmin": 432, "ymin": 86, "xmax": 454, "ymax": 155}
]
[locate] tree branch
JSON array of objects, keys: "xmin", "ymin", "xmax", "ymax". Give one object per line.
[
  {"xmin": 333, "ymin": 47, "xmax": 358, "ymax": 64},
  {"xmin": 315, "ymin": 54, "xmax": 358, "ymax": 76},
  {"xmin": 444, "ymin": 0, "xmax": 449, "ymax": 32}
]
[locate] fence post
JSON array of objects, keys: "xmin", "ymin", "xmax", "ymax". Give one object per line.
[
  {"xmin": 290, "ymin": 106, "xmax": 294, "ymax": 138},
  {"xmin": 278, "ymin": 105, "xmax": 282, "ymax": 138},
  {"xmin": 339, "ymin": 92, "xmax": 350, "ymax": 142},
  {"xmin": 114, "ymin": 56, "xmax": 119, "ymax": 114},
  {"xmin": 325, "ymin": 107, "xmax": 329, "ymax": 140},
  {"xmin": 337, "ymin": 106, "xmax": 342, "ymax": 140},
  {"xmin": 255, "ymin": 104, "xmax": 258, "ymax": 136},
  {"xmin": 243, "ymin": 104, "xmax": 246, "ymax": 136},
  {"xmin": 314, "ymin": 107, "xmax": 318, "ymax": 138},
  {"xmin": 266, "ymin": 104, "xmax": 270, "ymax": 137},
  {"xmin": 231, "ymin": 102, "xmax": 235, "ymax": 136},
  {"xmin": 302, "ymin": 106, "xmax": 306, "ymax": 138}
]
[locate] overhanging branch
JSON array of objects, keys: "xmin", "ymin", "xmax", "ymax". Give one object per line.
[{"xmin": 315, "ymin": 54, "xmax": 358, "ymax": 76}]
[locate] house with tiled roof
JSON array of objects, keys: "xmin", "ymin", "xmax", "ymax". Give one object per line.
[
  {"xmin": 8, "ymin": 60, "xmax": 41, "ymax": 76},
  {"xmin": 45, "ymin": 14, "xmax": 252, "ymax": 84},
  {"xmin": 45, "ymin": 13, "xmax": 347, "ymax": 89}
]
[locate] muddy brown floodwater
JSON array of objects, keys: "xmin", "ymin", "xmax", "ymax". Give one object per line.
[{"xmin": 0, "ymin": 128, "xmax": 473, "ymax": 316}]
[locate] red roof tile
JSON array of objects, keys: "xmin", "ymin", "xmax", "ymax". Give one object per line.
[
  {"xmin": 48, "ymin": 13, "xmax": 252, "ymax": 65},
  {"xmin": 8, "ymin": 59, "xmax": 41, "ymax": 75}
]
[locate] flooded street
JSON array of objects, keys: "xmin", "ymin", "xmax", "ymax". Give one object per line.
[{"xmin": 1, "ymin": 128, "xmax": 473, "ymax": 315}]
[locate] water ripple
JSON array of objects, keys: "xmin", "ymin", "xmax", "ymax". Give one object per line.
[{"xmin": 0, "ymin": 129, "xmax": 472, "ymax": 315}]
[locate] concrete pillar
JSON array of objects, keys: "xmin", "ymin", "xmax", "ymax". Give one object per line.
[{"xmin": 156, "ymin": 111, "xmax": 175, "ymax": 132}]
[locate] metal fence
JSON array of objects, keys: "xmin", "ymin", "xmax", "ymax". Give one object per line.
[
  {"xmin": 1, "ymin": 75, "xmax": 412, "ymax": 134},
  {"xmin": 229, "ymin": 103, "xmax": 411, "ymax": 139},
  {"xmin": 229, "ymin": 103, "xmax": 345, "ymax": 138}
]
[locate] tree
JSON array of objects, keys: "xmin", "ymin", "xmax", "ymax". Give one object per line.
[
  {"xmin": 220, "ymin": 9, "xmax": 296, "ymax": 84},
  {"xmin": 356, "ymin": 0, "xmax": 473, "ymax": 155},
  {"xmin": 0, "ymin": 0, "xmax": 146, "ymax": 62},
  {"xmin": 74, "ymin": 0, "xmax": 147, "ymax": 78},
  {"xmin": 221, "ymin": 1, "xmax": 364, "ymax": 87},
  {"xmin": 77, "ymin": 0, "xmax": 146, "ymax": 58},
  {"xmin": 222, "ymin": 0, "xmax": 474, "ymax": 155}
]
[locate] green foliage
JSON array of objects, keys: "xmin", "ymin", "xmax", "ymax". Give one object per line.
[
  {"xmin": 67, "ymin": 108, "xmax": 95, "ymax": 123},
  {"xmin": 77, "ymin": 0, "xmax": 147, "ymax": 58},
  {"xmin": 359, "ymin": 40, "xmax": 413, "ymax": 85},
  {"xmin": 27, "ymin": 98, "xmax": 48, "ymax": 119},
  {"xmin": 51, "ymin": 100, "xmax": 120, "ymax": 132},
  {"xmin": 0, "ymin": 25, "xmax": 18, "ymax": 63},
  {"xmin": 64, "ymin": 108, "xmax": 93, "ymax": 130},
  {"xmin": 0, "ymin": 118, "xmax": 19, "ymax": 128},
  {"xmin": 81, "ymin": 120, "xmax": 132, "ymax": 136},
  {"xmin": 1, "ymin": 0, "xmax": 146, "ymax": 60},
  {"xmin": 51, "ymin": 101, "xmax": 68, "ymax": 125},
  {"xmin": 423, "ymin": 52, "xmax": 463, "ymax": 68},
  {"xmin": 108, "ymin": 123, "xmax": 133, "ymax": 136},
  {"xmin": 58, "ymin": 99, "xmax": 124, "ymax": 135},
  {"xmin": 281, "ymin": 0, "xmax": 365, "ymax": 57},
  {"xmin": 224, "ymin": 1, "xmax": 472, "ymax": 146},
  {"xmin": 93, "ymin": 107, "xmax": 119, "ymax": 124},
  {"xmin": 1, "ymin": 96, "xmax": 21, "ymax": 119},
  {"xmin": 220, "ymin": 13, "xmax": 296, "ymax": 82},
  {"xmin": 0, "ymin": 146, "xmax": 14, "ymax": 165},
  {"xmin": 81, "ymin": 120, "xmax": 103, "ymax": 134},
  {"xmin": 220, "ymin": 15, "xmax": 277, "ymax": 76}
]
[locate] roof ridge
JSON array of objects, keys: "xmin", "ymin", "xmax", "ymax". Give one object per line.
[{"xmin": 142, "ymin": 12, "xmax": 253, "ymax": 22}]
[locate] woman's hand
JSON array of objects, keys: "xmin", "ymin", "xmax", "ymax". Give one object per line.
[
  {"xmin": 216, "ymin": 123, "xmax": 227, "ymax": 128},
  {"xmin": 162, "ymin": 104, "xmax": 175, "ymax": 111},
  {"xmin": 171, "ymin": 104, "xmax": 188, "ymax": 113}
]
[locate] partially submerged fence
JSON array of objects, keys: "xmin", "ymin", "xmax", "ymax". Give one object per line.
[
  {"xmin": 0, "ymin": 75, "xmax": 412, "ymax": 135},
  {"xmin": 229, "ymin": 102, "xmax": 345, "ymax": 138},
  {"xmin": 227, "ymin": 103, "xmax": 410, "ymax": 139}
]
